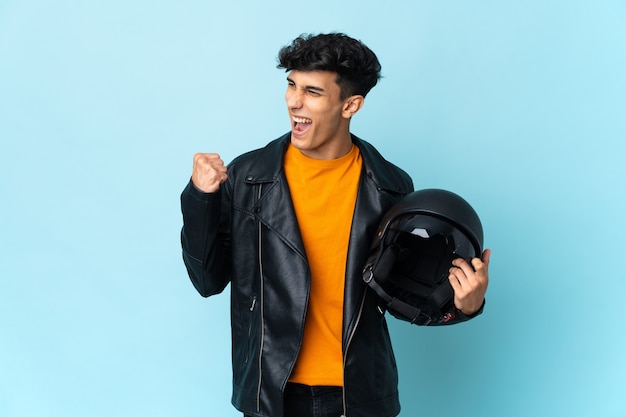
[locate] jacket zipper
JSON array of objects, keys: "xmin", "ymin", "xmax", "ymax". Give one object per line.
[
  {"xmin": 341, "ymin": 288, "xmax": 368, "ymax": 417},
  {"xmin": 256, "ymin": 184, "xmax": 265, "ymax": 413},
  {"xmin": 244, "ymin": 294, "xmax": 257, "ymax": 364}
]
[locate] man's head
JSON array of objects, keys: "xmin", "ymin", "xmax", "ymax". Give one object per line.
[{"xmin": 277, "ymin": 33, "xmax": 382, "ymax": 100}]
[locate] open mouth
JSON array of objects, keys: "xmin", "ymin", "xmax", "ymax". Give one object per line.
[{"xmin": 292, "ymin": 116, "xmax": 312, "ymax": 132}]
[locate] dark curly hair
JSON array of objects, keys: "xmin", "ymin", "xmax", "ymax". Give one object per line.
[{"xmin": 277, "ymin": 33, "xmax": 382, "ymax": 99}]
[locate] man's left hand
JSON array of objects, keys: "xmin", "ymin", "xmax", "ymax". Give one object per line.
[{"xmin": 448, "ymin": 249, "xmax": 491, "ymax": 316}]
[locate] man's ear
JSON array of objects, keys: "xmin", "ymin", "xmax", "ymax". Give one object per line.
[{"xmin": 342, "ymin": 95, "xmax": 365, "ymax": 119}]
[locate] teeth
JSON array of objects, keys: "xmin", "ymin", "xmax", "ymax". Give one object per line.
[{"xmin": 293, "ymin": 116, "xmax": 312, "ymax": 124}]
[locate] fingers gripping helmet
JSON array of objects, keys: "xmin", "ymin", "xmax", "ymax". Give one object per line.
[{"xmin": 362, "ymin": 189, "xmax": 483, "ymax": 325}]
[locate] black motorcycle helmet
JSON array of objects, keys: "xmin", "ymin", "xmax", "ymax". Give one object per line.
[{"xmin": 362, "ymin": 189, "xmax": 483, "ymax": 325}]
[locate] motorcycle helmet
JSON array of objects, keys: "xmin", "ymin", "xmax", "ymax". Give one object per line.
[{"xmin": 362, "ymin": 189, "xmax": 483, "ymax": 325}]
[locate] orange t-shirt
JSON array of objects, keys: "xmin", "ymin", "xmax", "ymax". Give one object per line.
[{"xmin": 283, "ymin": 143, "xmax": 362, "ymax": 386}]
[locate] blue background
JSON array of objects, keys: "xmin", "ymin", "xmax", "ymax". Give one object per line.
[{"xmin": 1, "ymin": 1, "xmax": 625, "ymax": 416}]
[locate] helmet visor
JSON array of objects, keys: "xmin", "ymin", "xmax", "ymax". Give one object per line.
[{"xmin": 390, "ymin": 213, "xmax": 479, "ymax": 260}]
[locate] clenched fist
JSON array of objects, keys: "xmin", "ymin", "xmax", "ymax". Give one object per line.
[{"xmin": 191, "ymin": 153, "xmax": 228, "ymax": 193}]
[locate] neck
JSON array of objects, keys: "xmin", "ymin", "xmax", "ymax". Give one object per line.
[{"xmin": 295, "ymin": 132, "xmax": 354, "ymax": 160}]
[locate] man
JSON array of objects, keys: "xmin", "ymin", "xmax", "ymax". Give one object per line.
[{"xmin": 180, "ymin": 33, "xmax": 490, "ymax": 417}]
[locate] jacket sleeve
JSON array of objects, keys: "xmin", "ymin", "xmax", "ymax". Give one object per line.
[
  {"xmin": 432, "ymin": 299, "xmax": 485, "ymax": 326},
  {"xmin": 180, "ymin": 179, "xmax": 231, "ymax": 297}
]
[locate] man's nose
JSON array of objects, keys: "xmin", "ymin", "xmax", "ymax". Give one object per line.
[{"xmin": 286, "ymin": 90, "xmax": 303, "ymax": 109}]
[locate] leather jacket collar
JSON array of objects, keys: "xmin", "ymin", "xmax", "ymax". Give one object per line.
[{"xmin": 242, "ymin": 132, "xmax": 411, "ymax": 195}]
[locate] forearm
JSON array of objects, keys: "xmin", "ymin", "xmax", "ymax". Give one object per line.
[{"xmin": 180, "ymin": 180, "xmax": 230, "ymax": 297}]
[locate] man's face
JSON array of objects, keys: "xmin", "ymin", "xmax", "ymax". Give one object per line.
[{"xmin": 285, "ymin": 70, "xmax": 355, "ymax": 160}]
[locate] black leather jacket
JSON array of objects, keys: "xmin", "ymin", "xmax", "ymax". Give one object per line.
[{"xmin": 181, "ymin": 133, "xmax": 428, "ymax": 416}]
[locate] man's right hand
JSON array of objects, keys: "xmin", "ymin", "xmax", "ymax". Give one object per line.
[{"xmin": 191, "ymin": 153, "xmax": 228, "ymax": 193}]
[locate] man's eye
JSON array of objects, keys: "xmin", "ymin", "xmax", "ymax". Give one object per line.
[{"xmin": 308, "ymin": 90, "xmax": 321, "ymax": 96}]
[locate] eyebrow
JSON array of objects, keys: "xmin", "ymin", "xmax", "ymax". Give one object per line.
[{"xmin": 286, "ymin": 76, "xmax": 326, "ymax": 93}]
